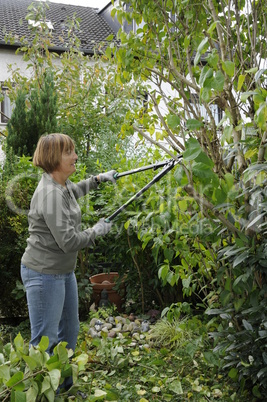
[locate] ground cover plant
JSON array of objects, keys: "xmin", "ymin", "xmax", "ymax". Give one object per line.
[{"xmin": 0, "ymin": 309, "xmax": 249, "ymax": 402}]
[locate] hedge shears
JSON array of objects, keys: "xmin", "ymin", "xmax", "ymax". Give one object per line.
[{"xmin": 105, "ymin": 157, "xmax": 182, "ymax": 222}]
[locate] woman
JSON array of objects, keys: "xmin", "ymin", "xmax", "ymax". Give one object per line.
[{"xmin": 21, "ymin": 133, "xmax": 116, "ymax": 360}]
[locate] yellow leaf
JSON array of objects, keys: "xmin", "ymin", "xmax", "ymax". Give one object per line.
[
  {"xmin": 237, "ymin": 74, "xmax": 246, "ymax": 91},
  {"xmin": 137, "ymin": 389, "xmax": 147, "ymax": 395}
]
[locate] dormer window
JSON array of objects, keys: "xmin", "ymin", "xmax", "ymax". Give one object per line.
[{"xmin": 28, "ymin": 19, "xmax": 54, "ymax": 30}]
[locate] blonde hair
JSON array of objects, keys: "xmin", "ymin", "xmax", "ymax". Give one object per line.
[{"xmin": 33, "ymin": 133, "xmax": 75, "ymax": 173}]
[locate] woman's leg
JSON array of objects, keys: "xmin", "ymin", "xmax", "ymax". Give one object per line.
[
  {"xmin": 57, "ymin": 272, "xmax": 80, "ymax": 391},
  {"xmin": 21, "ymin": 264, "xmax": 66, "ymax": 353},
  {"xmin": 58, "ymin": 271, "xmax": 80, "ymax": 352}
]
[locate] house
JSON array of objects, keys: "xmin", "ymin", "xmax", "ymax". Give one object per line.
[
  {"xmin": 0, "ymin": 0, "xmax": 117, "ymax": 131},
  {"xmin": 0, "ymin": 0, "xmax": 224, "ymax": 159}
]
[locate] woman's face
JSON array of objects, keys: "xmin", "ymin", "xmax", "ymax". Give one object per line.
[{"xmin": 58, "ymin": 148, "xmax": 78, "ymax": 178}]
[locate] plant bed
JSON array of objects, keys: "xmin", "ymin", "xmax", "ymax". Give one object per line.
[{"xmin": 0, "ymin": 312, "xmax": 256, "ymax": 401}]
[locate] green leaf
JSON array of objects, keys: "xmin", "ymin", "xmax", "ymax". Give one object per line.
[
  {"xmin": 106, "ymin": 34, "xmax": 114, "ymax": 41},
  {"xmin": 105, "ymin": 47, "xmax": 112, "ymax": 60},
  {"xmin": 242, "ymin": 319, "xmax": 253, "ymax": 331},
  {"xmin": 246, "ymin": 213, "xmax": 266, "ymax": 229},
  {"xmin": 192, "ymin": 163, "xmax": 216, "ymax": 181},
  {"xmin": 23, "ymin": 355, "xmax": 38, "ymax": 371},
  {"xmin": 54, "ymin": 342, "xmax": 69, "ymax": 363},
  {"xmin": 158, "ymin": 264, "xmax": 169, "ymax": 281},
  {"xmin": 203, "ymin": 351, "xmax": 220, "ymax": 366},
  {"xmin": 234, "ymin": 298, "xmax": 245, "ymax": 312},
  {"xmin": 186, "ymin": 119, "xmax": 203, "ymax": 130},
  {"xmin": 168, "ymin": 379, "xmax": 183, "ymax": 394},
  {"xmin": 74, "ymin": 353, "xmax": 88, "ymax": 371},
  {"xmin": 206, "ymin": 50, "xmax": 219, "ymax": 68},
  {"xmin": 0, "ymin": 364, "xmax": 10, "ymax": 382},
  {"xmin": 222, "ymin": 125, "xmax": 233, "ymax": 143},
  {"xmin": 41, "ymin": 375, "xmax": 51, "ymax": 394},
  {"xmin": 44, "ymin": 387, "xmax": 55, "ymax": 402},
  {"xmin": 237, "ymin": 74, "xmax": 246, "ymax": 90},
  {"xmin": 14, "ymin": 333, "xmax": 24, "ymax": 350},
  {"xmin": 255, "ymin": 68, "xmax": 267, "ymax": 82},
  {"xmin": 38, "ymin": 336, "xmax": 49, "ymax": 352},
  {"xmin": 195, "ymin": 152, "xmax": 214, "ymax": 167},
  {"xmin": 94, "ymin": 389, "xmax": 107, "ymax": 397},
  {"xmin": 184, "ymin": 35, "xmax": 190, "ymax": 49},
  {"xmin": 124, "ymin": 220, "xmax": 130, "ymax": 230},
  {"xmin": 6, "ymin": 371, "xmax": 24, "ymax": 388},
  {"xmin": 194, "ymin": 37, "xmax": 209, "ymax": 66},
  {"xmin": 25, "ymin": 384, "xmax": 39, "ymax": 401},
  {"xmin": 48, "ymin": 369, "xmax": 61, "ymax": 391},
  {"xmin": 183, "ymin": 138, "xmax": 202, "ymax": 160},
  {"xmin": 232, "ymin": 251, "xmax": 249, "ymax": 267},
  {"xmin": 245, "ymin": 67, "xmax": 258, "ymax": 74},
  {"xmin": 207, "ymin": 21, "xmax": 218, "ymax": 34},
  {"xmin": 166, "ymin": 271, "xmax": 176, "ymax": 286},
  {"xmin": 252, "ymin": 386, "xmax": 262, "ymax": 398},
  {"xmin": 182, "ymin": 277, "xmax": 191, "ymax": 288},
  {"xmin": 185, "ymin": 342, "xmax": 198, "ymax": 358},
  {"xmin": 10, "ymin": 390, "xmax": 26, "ymax": 402},
  {"xmin": 240, "ymin": 91, "xmax": 258, "ymax": 102},
  {"xmin": 222, "ymin": 61, "xmax": 235, "ymax": 77},
  {"xmin": 212, "ymin": 70, "xmax": 225, "ymax": 91},
  {"xmin": 166, "ymin": 114, "xmax": 180, "ymax": 129},
  {"xmin": 199, "ymin": 66, "xmax": 213, "ymax": 86},
  {"xmin": 228, "ymin": 368, "xmax": 238, "ymax": 380},
  {"xmin": 224, "ymin": 173, "xmax": 234, "ymax": 189}
]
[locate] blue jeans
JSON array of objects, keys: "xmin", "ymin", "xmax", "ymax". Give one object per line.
[{"xmin": 21, "ymin": 264, "xmax": 80, "ymax": 355}]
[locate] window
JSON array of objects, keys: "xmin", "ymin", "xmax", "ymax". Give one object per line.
[
  {"xmin": 28, "ymin": 19, "xmax": 54, "ymax": 30},
  {"xmin": 189, "ymin": 93, "xmax": 223, "ymax": 125},
  {"xmin": 0, "ymin": 85, "xmax": 13, "ymax": 124}
]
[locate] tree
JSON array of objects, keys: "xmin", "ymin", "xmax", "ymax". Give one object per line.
[
  {"xmin": 107, "ymin": 0, "xmax": 267, "ymax": 395},
  {"xmin": 6, "ymin": 69, "xmax": 58, "ymax": 156},
  {"xmin": 6, "ymin": 89, "xmax": 28, "ymax": 156}
]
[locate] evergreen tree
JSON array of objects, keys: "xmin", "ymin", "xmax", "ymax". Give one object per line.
[
  {"xmin": 6, "ymin": 70, "xmax": 58, "ymax": 157},
  {"xmin": 6, "ymin": 90, "xmax": 28, "ymax": 156}
]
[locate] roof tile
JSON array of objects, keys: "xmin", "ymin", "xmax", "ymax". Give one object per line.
[{"xmin": 0, "ymin": 0, "xmax": 115, "ymax": 54}]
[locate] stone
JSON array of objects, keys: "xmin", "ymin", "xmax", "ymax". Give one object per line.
[
  {"xmin": 89, "ymin": 328, "xmax": 99, "ymax": 338},
  {"xmin": 102, "ymin": 323, "xmax": 113, "ymax": 330}
]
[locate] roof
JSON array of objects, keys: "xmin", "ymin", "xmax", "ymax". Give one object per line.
[{"xmin": 0, "ymin": 0, "xmax": 115, "ymax": 54}]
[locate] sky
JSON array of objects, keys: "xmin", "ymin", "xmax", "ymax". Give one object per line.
[{"xmin": 46, "ymin": 0, "xmax": 111, "ymax": 9}]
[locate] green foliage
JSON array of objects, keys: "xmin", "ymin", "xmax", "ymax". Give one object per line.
[
  {"xmin": 106, "ymin": 1, "xmax": 267, "ymax": 397},
  {"xmin": 0, "ymin": 153, "xmax": 39, "ymax": 317},
  {"xmin": 76, "ymin": 314, "xmax": 241, "ymax": 401},
  {"xmin": 0, "ymin": 333, "xmax": 87, "ymax": 401},
  {"xmin": 161, "ymin": 301, "xmax": 192, "ymax": 322},
  {"xmin": 148, "ymin": 316, "xmax": 198, "ymax": 349},
  {"xmin": 6, "ymin": 69, "xmax": 58, "ymax": 156},
  {"xmin": 206, "ymin": 164, "xmax": 267, "ymax": 396},
  {"xmin": 88, "ymin": 306, "xmax": 118, "ymax": 321}
]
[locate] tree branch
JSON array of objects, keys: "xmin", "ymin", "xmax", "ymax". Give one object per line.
[{"xmin": 184, "ymin": 184, "xmax": 240, "ymax": 236}]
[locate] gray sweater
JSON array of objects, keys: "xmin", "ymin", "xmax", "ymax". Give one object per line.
[{"xmin": 22, "ymin": 173, "xmax": 98, "ymax": 274}]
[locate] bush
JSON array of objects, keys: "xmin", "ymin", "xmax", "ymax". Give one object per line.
[{"xmin": 207, "ymin": 164, "xmax": 267, "ymax": 398}]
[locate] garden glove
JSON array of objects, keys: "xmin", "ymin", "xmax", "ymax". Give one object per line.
[
  {"xmin": 92, "ymin": 218, "xmax": 112, "ymax": 237},
  {"xmin": 98, "ymin": 170, "xmax": 117, "ymax": 183}
]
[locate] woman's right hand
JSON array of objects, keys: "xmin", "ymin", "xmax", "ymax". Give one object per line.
[{"xmin": 92, "ymin": 218, "xmax": 112, "ymax": 236}]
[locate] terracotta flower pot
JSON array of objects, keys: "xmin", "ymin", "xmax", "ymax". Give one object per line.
[{"xmin": 89, "ymin": 272, "xmax": 125, "ymax": 312}]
